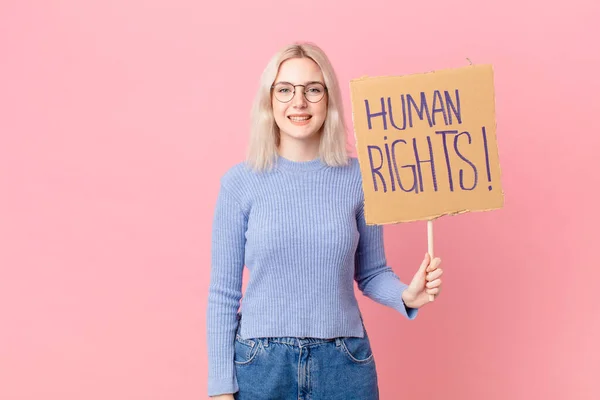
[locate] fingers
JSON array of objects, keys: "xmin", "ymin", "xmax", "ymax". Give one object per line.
[
  {"xmin": 426, "ymin": 257, "xmax": 442, "ymax": 273},
  {"xmin": 426, "ymin": 268, "xmax": 443, "ymax": 281},
  {"xmin": 425, "ymin": 263, "xmax": 443, "ymax": 298},
  {"xmin": 426, "ymin": 278, "xmax": 442, "ymax": 289},
  {"xmin": 426, "ymin": 287, "xmax": 441, "ymax": 296}
]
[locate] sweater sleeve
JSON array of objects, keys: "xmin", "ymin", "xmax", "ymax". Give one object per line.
[
  {"xmin": 206, "ymin": 184, "xmax": 247, "ymax": 396},
  {"xmin": 354, "ymin": 204, "xmax": 418, "ymax": 320}
]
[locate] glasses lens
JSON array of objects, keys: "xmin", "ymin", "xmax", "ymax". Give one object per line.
[
  {"xmin": 304, "ymin": 83, "xmax": 325, "ymax": 103},
  {"xmin": 273, "ymin": 83, "xmax": 294, "ymax": 102}
]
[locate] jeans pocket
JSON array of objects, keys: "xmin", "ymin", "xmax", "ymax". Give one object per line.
[
  {"xmin": 234, "ymin": 334, "xmax": 262, "ymax": 366},
  {"xmin": 339, "ymin": 335, "xmax": 374, "ymax": 364}
]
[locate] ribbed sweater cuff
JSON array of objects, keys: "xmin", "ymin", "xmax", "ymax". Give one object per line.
[
  {"xmin": 208, "ymin": 377, "xmax": 238, "ymax": 397},
  {"xmin": 399, "ymin": 287, "xmax": 418, "ymax": 319}
]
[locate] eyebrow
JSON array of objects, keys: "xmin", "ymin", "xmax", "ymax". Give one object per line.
[{"xmin": 273, "ymin": 80, "xmax": 325, "ymax": 86}]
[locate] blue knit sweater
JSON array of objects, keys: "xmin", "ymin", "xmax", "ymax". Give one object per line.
[{"xmin": 207, "ymin": 155, "xmax": 418, "ymax": 396}]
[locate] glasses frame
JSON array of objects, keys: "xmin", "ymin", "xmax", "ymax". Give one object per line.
[{"xmin": 270, "ymin": 81, "xmax": 328, "ymax": 103}]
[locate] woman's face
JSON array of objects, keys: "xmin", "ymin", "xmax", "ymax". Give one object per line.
[{"xmin": 271, "ymin": 57, "xmax": 328, "ymax": 144}]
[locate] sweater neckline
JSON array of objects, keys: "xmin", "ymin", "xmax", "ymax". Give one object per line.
[{"xmin": 275, "ymin": 155, "xmax": 328, "ymax": 173}]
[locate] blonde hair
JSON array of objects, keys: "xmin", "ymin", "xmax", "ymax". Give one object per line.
[{"xmin": 246, "ymin": 42, "xmax": 350, "ymax": 172}]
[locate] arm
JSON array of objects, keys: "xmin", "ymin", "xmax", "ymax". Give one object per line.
[
  {"xmin": 354, "ymin": 204, "xmax": 418, "ymax": 320},
  {"xmin": 207, "ymin": 184, "xmax": 247, "ymax": 396}
]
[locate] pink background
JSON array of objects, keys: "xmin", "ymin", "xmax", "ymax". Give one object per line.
[{"xmin": 1, "ymin": 0, "xmax": 598, "ymax": 399}]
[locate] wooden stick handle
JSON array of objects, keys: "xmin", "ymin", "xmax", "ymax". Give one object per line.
[{"xmin": 428, "ymin": 220, "xmax": 435, "ymax": 302}]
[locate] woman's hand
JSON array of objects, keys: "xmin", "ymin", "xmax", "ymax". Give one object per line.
[{"xmin": 402, "ymin": 253, "xmax": 443, "ymax": 309}]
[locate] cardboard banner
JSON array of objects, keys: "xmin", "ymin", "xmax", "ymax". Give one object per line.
[{"xmin": 350, "ymin": 64, "xmax": 504, "ymax": 225}]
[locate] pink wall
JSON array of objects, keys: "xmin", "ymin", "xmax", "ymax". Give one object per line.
[{"xmin": 1, "ymin": 0, "xmax": 598, "ymax": 399}]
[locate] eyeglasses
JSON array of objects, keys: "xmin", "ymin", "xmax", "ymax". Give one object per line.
[{"xmin": 271, "ymin": 81, "xmax": 327, "ymax": 103}]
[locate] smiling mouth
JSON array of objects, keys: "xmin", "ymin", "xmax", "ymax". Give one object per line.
[{"xmin": 288, "ymin": 115, "xmax": 312, "ymax": 122}]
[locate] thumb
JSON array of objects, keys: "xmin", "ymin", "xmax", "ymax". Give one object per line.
[{"xmin": 417, "ymin": 252, "xmax": 430, "ymax": 274}]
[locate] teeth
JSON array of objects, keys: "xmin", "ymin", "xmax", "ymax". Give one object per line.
[{"xmin": 289, "ymin": 116, "xmax": 310, "ymax": 121}]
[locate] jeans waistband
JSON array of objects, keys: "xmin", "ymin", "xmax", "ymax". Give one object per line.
[{"xmin": 265, "ymin": 336, "xmax": 337, "ymax": 347}]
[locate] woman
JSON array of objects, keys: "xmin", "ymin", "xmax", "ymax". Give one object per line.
[{"xmin": 207, "ymin": 42, "xmax": 443, "ymax": 400}]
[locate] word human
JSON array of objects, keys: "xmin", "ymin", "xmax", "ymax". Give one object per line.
[
  {"xmin": 364, "ymin": 89, "xmax": 462, "ymax": 130},
  {"xmin": 367, "ymin": 127, "xmax": 493, "ymax": 193}
]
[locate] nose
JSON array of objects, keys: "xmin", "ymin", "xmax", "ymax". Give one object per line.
[{"xmin": 291, "ymin": 88, "xmax": 307, "ymax": 108}]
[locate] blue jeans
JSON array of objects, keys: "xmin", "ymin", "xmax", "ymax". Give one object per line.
[{"xmin": 233, "ymin": 313, "xmax": 379, "ymax": 400}]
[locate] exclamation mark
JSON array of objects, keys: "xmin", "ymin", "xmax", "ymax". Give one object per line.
[{"xmin": 482, "ymin": 126, "xmax": 492, "ymax": 191}]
